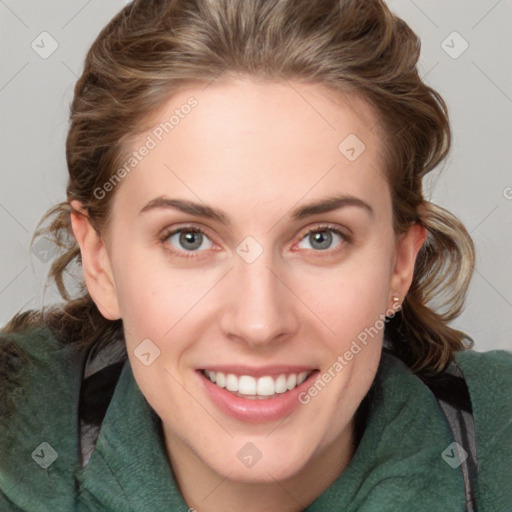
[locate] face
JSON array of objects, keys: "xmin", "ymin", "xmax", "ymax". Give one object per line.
[{"xmin": 72, "ymin": 77, "xmax": 424, "ymax": 484}]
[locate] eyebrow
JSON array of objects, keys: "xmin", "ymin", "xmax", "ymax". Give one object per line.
[{"xmin": 139, "ymin": 194, "xmax": 374, "ymax": 225}]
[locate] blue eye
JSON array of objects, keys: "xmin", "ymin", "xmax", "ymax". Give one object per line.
[
  {"xmin": 164, "ymin": 228, "xmax": 214, "ymax": 254},
  {"xmin": 297, "ymin": 227, "xmax": 347, "ymax": 252},
  {"xmin": 160, "ymin": 224, "xmax": 349, "ymax": 260}
]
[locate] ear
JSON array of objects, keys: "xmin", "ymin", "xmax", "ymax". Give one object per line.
[
  {"xmin": 388, "ymin": 223, "xmax": 427, "ymax": 308},
  {"xmin": 69, "ymin": 200, "xmax": 121, "ymax": 320}
]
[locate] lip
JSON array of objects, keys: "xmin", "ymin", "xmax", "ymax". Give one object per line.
[{"xmin": 198, "ymin": 368, "xmax": 319, "ymax": 423}]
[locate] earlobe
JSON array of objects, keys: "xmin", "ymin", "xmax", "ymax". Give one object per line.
[
  {"xmin": 69, "ymin": 200, "xmax": 121, "ymax": 320},
  {"xmin": 389, "ymin": 223, "xmax": 427, "ymax": 308}
]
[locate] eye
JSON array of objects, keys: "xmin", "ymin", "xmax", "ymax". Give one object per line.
[
  {"xmin": 161, "ymin": 227, "xmax": 214, "ymax": 257},
  {"xmin": 159, "ymin": 223, "xmax": 350, "ymax": 259},
  {"xmin": 296, "ymin": 225, "xmax": 348, "ymax": 253}
]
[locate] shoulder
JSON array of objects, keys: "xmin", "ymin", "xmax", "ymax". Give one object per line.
[
  {"xmin": 0, "ymin": 324, "xmax": 83, "ymax": 420},
  {"xmin": 0, "ymin": 325, "xmax": 86, "ymax": 511},
  {"xmin": 0, "ymin": 327, "xmax": 57, "ymax": 419},
  {"xmin": 455, "ymin": 347, "xmax": 512, "ymax": 415},
  {"xmin": 454, "ymin": 348, "xmax": 512, "ymax": 510},
  {"xmin": 454, "ymin": 346, "xmax": 512, "ymax": 430}
]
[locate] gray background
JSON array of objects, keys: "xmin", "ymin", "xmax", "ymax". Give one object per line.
[{"xmin": 1, "ymin": 1, "xmax": 511, "ymax": 351}]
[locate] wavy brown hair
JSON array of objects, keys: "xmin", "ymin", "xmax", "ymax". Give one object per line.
[{"xmin": 2, "ymin": 0, "xmax": 475, "ymax": 375}]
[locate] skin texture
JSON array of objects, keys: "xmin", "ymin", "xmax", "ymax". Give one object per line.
[{"xmin": 71, "ymin": 77, "xmax": 426, "ymax": 512}]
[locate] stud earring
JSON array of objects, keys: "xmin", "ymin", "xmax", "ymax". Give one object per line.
[{"xmin": 390, "ymin": 296, "xmax": 402, "ymax": 310}]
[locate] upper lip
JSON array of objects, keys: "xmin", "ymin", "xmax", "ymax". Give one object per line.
[{"xmin": 199, "ymin": 365, "xmax": 318, "ymax": 378}]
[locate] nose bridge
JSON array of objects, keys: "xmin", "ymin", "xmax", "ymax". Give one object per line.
[{"xmin": 220, "ymin": 245, "xmax": 297, "ymax": 346}]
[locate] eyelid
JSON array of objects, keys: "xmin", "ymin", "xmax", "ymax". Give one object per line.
[
  {"xmin": 298, "ymin": 222, "xmax": 350, "ymax": 239},
  {"xmin": 159, "ymin": 222, "xmax": 216, "ymax": 242}
]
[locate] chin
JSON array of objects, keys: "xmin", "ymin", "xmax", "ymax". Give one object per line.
[
  {"xmin": 198, "ymin": 432, "xmax": 321, "ymax": 484},
  {"xmin": 210, "ymin": 450, "xmax": 310, "ymax": 484}
]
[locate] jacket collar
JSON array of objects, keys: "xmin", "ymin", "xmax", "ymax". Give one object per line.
[
  {"xmin": 75, "ymin": 360, "xmax": 189, "ymax": 510},
  {"xmin": 76, "ymin": 350, "xmax": 465, "ymax": 511}
]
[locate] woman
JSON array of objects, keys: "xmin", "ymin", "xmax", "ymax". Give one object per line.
[{"xmin": 1, "ymin": 0, "xmax": 511, "ymax": 510}]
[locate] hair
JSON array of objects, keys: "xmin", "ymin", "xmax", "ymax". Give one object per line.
[{"xmin": 3, "ymin": 0, "xmax": 475, "ymax": 376}]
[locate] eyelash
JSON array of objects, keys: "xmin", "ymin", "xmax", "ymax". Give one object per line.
[{"xmin": 158, "ymin": 223, "xmax": 351, "ymax": 260}]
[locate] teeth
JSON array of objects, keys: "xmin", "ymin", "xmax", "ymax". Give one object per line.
[
  {"xmin": 286, "ymin": 373, "xmax": 297, "ymax": 390},
  {"xmin": 275, "ymin": 374, "xmax": 288, "ymax": 393},
  {"xmin": 215, "ymin": 372, "xmax": 226, "ymax": 388},
  {"xmin": 226, "ymin": 374, "xmax": 238, "ymax": 392},
  {"xmin": 239, "ymin": 375, "xmax": 257, "ymax": 395},
  {"xmin": 297, "ymin": 371, "xmax": 309, "ymax": 385},
  {"xmin": 256, "ymin": 376, "xmax": 275, "ymax": 396},
  {"xmin": 203, "ymin": 370, "xmax": 313, "ymax": 397}
]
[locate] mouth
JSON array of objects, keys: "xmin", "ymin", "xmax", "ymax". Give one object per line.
[
  {"xmin": 197, "ymin": 366, "xmax": 319, "ymax": 423},
  {"xmin": 201, "ymin": 369, "xmax": 314, "ymax": 399}
]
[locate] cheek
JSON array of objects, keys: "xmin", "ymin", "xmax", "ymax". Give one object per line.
[
  {"xmin": 109, "ymin": 243, "xmax": 173, "ymax": 339},
  {"xmin": 111, "ymin": 243, "xmax": 221, "ymax": 363},
  {"xmin": 296, "ymin": 241, "xmax": 394, "ymax": 344}
]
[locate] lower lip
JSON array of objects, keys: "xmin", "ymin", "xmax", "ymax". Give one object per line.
[{"xmin": 198, "ymin": 370, "xmax": 319, "ymax": 423}]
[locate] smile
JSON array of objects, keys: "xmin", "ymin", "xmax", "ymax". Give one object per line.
[
  {"xmin": 202, "ymin": 370, "xmax": 313, "ymax": 399},
  {"xmin": 198, "ymin": 366, "xmax": 319, "ymax": 422}
]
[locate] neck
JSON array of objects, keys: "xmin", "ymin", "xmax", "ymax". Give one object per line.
[{"xmin": 164, "ymin": 418, "xmax": 357, "ymax": 512}]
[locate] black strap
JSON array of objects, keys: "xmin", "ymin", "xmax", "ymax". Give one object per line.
[
  {"xmin": 417, "ymin": 358, "xmax": 479, "ymax": 512},
  {"xmin": 79, "ymin": 339, "xmax": 126, "ymax": 467}
]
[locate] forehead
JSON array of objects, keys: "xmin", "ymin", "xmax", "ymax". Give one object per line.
[{"xmin": 111, "ymin": 78, "xmax": 389, "ymax": 223}]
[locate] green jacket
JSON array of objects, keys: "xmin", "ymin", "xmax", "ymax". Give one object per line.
[{"xmin": 1, "ymin": 327, "xmax": 511, "ymax": 511}]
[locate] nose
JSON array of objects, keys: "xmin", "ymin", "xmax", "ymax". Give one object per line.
[{"xmin": 219, "ymin": 251, "xmax": 299, "ymax": 349}]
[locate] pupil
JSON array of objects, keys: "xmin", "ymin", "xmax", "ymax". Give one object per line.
[
  {"xmin": 180, "ymin": 231, "xmax": 202, "ymax": 250},
  {"xmin": 311, "ymin": 230, "xmax": 332, "ymax": 250}
]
